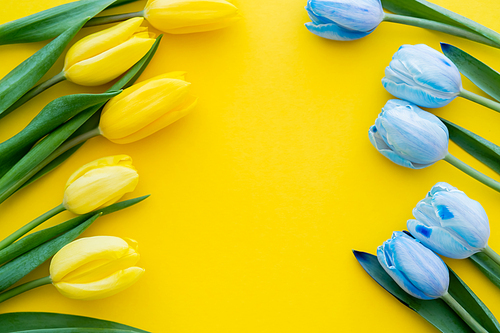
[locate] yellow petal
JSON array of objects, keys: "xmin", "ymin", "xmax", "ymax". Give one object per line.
[
  {"xmin": 64, "ymin": 35, "xmax": 155, "ymax": 86},
  {"xmin": 145, "ymin": 0, "xmax": 238, "ymax": 33},
  {"xmin": 64, "ymin": 17, "xmax": 144, "ymax": 70},
  {"xmin": 103, "ymin": 72, "xmax": 187, "ymax": 111},
  {"xmin": 50, "ymin": 236, "xmax": 130, "ymax": 283},
  {"xmin": 63, "ymin": 165, "xmax": 139, "ymax": 214},
  {"xmin": 53, "ymin": 267, "xmax": 145, "ymax": 300},
  {"xmin": 111, "ymin": 96, "xmax": 197, "ymax": 144},
  {"xmin": 99, "ymin": 78, "xmax": 191, "ymax": 141},
  {"xmin": 163, "ymin": 14, "xmax": 240, "ymax": 34},
  {"xmin": 65, "ymin": 155, "xmax": 134, "ymax": 189}
]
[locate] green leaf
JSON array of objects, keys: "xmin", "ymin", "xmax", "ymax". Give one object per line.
[
  {"xmin": 107, "ymin": 0, "xmax": 142, "ymax": 8},
  {"xmin": 381, "ymin": 0, "xmax": 500, "ymax": 46},
  {"xmin": 469, "ymin": 252, "xmax": 500, "ymax": 289},
  {"xmin": 441, "ymin": 43, "xmax": 500, "ymax": 103},
  {"xmin": 0, "ymin": 20, "xmax": 86, "ymax": 118},
  {"xmin": 0, "ymin": 214, "xmax": 99, "ymax": 292},
  {"xmin": 0, "ymin": 0, "xmax": 116, "ymax": 45},
  {"xmin": 448, "ymin": 268, "xmax": 500, "ymax": 332},
  {"xmin": 354, "ymin": 250, "xmax": 473, "ymax": 332},
  {"xmin": 0, "ymin": 195, "xmax": 149, "ymax": 266},
  {"xmin": 440, "ymin": 117, "xmax": 500, "ymax": 175},
  {"xmin": 0, "ymin": 91, "xmax": 120, "ymax": 176},
  {"xmin": 0, "ymin": 312, "xmax": 149, "ymax": 332}
]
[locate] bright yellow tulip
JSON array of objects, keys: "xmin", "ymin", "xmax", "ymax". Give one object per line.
[
  {"xmin": 63, "ymin": 155, "xmax": 139, "ymax": 214},
  {"xmin": 143, "ymin": 0, "xmax": 240, "ymax": 34},
  {"xmin": 50, "ymin": 236, "xmax": 144, "ymax": 300},
  {"xmin": 99, "ymin": 72, "xmax": 198, "ymax": 144},
  {"xmin": 63, "ymin": 17, "xmax": 156, "ymax": 86}
]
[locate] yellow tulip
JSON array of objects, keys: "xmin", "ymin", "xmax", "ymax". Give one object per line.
[
  {"xmin": 50, "ymin": 236, "xmax": 144, "ymax": 300},
  {"xmin": 99, "ymin": 72, "xmax": 198, "ymax": 144},
  {"xmin": 143, "ymin": 0, "xmax": 240, "ymax": 34},
  {"xmin": 63, "ymin": 18, "xmax": 156, "ymax": 86},
  {"xmin": 63, "ymin": 155, "xmax": 139, "ymax": 214}
]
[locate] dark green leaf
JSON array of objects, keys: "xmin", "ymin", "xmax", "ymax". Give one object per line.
[
  {"xmin": 6, "ymin": 329, "xmax": 137, "ymax": 333},
  {"xmin": 381, "ymin": 0, "xmax": 500, "ymax": 46},
  {"xmin": 470, "ymin": 252, "xmax": 500, "ymax": 289},
  {"xmin": 0, "ymin": 195, "xmax": 149, "ymax": 266},
  {"xmin": 354, "ymin": 250, "xmax": 472, "ymax": 332},
  {"xmin": 0, "ymin": 312, "xmax": 149, "ymax": 332},
  {"xmin": 441, "ymin": 43, "xmax": 500, "ymax": 102},
  {"xmin": 0, "ymin": 20, "xmax": 86, "ymax": 118},
  {"xmin": 0, "ymin": 91, "xmax": 120, "ymax": 173},
  {"xmin": 0, "ymin": 0, "xmax": 115, "ymax": 45},
  {"xmin": 0, "ymin": 214, "xmax": 99, "ymax": 292},
  {"xmin": 440, "ymin": 117, "xmax": 500, "ymax": 175}
]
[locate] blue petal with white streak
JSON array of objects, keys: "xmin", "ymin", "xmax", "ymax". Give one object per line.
[
  {"xmin": 305, "ymin": 0, "xmax": 383, "ymax": 41},
  {"xmin": 408, "ymin": 182, "xmax": 490, "ymax": 259},
  {"xmin": 382, "ymin": 44, "xmax": 462, "ymax": 108},
  {"xmin": 377, "ymin": 231, "xmax": 449, "ymax": 300},
  {"xmin": 368, "ymin": 99, "xmax": 449, "ymax": 169}
]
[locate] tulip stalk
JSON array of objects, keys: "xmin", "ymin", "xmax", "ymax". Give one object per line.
[
  {"xmin": 459, "ymin": 89, "xmax": 500, "ymax": 114},
  {"xmin": 482, "ymin": 245, "xmax": 500, "ymax": 266},
  {"xmin": 441, "ymin": 292, "xmax": 489, "ymax": 333},
  {"xmin": 443, "ymin": 154, "xmax": 500, "ymax": 193},
  {"xmin": 0, "ymin": 204, "xmax": 66, "ymax": 252},
  {"xmin": 85, "ymin": 11, "xmax": 144, "ymax": 27},
  {"xmin": 382, "ymin": 13, "xmax": 500, "ymax": 49},
  {"xmin": 0, "ymin": 276, "xmax": 51, "ymax": 304}
]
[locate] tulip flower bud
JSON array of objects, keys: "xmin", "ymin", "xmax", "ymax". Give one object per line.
[
  {"xmin": 305, "ymin": 0, "xmax": 384, "ymax": 41},
  {"xmin": 63, "ymin": 155, "xmax": 139, "ymax": 214},
  {"xmin": 378, "ymin": 232, "xmax": 449, "ymax": 300},
  {"xmin": 63, "ymin": 18, "xmax": 156, "ymax": 86},
  {"xmin": 408, "ymin": 182, "xmax": 490, "ymax": 259},
  {"xmin": 99, "ymin": 72, "xmax": 198, "ymax": 144},
  {"xmin": 144, "ymin": 0, "xmax": 240, "ymax": 34},
  {"xmin": 50, "ymin": 236, "xmax": 144, "ymax": 300},
  {"xmin": 368, "ymin": 99, "xmax": 449, "ymax": 169},
  {"xmin": 382, "ymin": 44, "xmax": 462, "ymax": 108}
]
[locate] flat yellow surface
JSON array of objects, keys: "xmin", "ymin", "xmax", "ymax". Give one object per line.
[{"xmin": 1, "ymin": 0, "xmax": 500, "ymax": 331}]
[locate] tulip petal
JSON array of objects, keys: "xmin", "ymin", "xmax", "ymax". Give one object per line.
[
  {"xmin": 65, "ymin": 36, "xmax": 155, "ymax": 86},
  {"xmin": 64, "ymin": 17, "xmax": 145, "ymax": 70},
  {"xmin": 54, "ymin": 266, "xmax": 145, "ymax": 300},
  {"xmin": 408, "ymin": 220, "xmax": 477, "ymax": 259},
  {"xmin": 412, "ymin": 199, "xmax": 442, "ymax": 227},
  {"xmin": 305, "ymin": 22, "xmax": 372, "ymax": 41},
  {"xmin": 50, "ymin": 236, "xmax": 130, "ymax": 282},
  {"xmin": 160, "ymin": 15, "xmax": 241, "ymax": 34}
]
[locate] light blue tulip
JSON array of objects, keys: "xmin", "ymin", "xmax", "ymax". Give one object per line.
[
  {"xmin": 368, "ymin": 99, "xmax": 449, "ymax": 169},
  {"xmin": 305, "ymin": 0, "xmax": 384, "ymax": 41},
  {"xmin": 408, "ymin": 182, "xmax": 490, "ymax": 259},
  {"xmin": 382, "ymin": 44, "xmax": 462, "ymax": 108},
  {"xmin": 378, "ymin": 231, "xmax": 449, "ymax": 300}
]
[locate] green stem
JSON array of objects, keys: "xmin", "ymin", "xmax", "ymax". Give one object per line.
[
  {"xmin": 0, "ymin": 128, "xmax": 101, "ymax": 206},
  {"xmin": 0, "ymin": 204, "xmax": 65, "ymax": 252},
  {"xmin": 85, "ymin": 11, "xmax": 145, "ymax": 27},
  {"xmin": 2, "ymin": 72, "xmax": 66, "ymax": 118},
  {"xmin": 383, "ymin": 13, "xmax": 500, "ymax": 49},
  {"xmin": 0, "ymin": 276, "xmax": 51, "ymax": 304},
  {"xmin": 441, "ymin": 292, "xmax": 488, "ymax": 333},
  {"xmin": 482, "ymin": 245, "xmax": 500, "ymax": 266},
  {"xmin": 443, "ymin": 153, "xmax": 500, "ymax": 193},
  {"xmin": 459, "ymin": 89, "xmax": 500, "ymax": 113}
]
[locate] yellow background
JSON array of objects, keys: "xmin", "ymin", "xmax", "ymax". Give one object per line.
[{"xmin": 1, "ymin": 0, "xmax": 500, "ymax": 331}]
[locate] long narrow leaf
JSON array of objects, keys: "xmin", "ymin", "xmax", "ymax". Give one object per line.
[
  {"xmin": 0, "ymin": 20, "xmax": 86, "ymax": 118},
  {"xmin": 440, "ymin": 117, "xmax": 500, "ymax": 175},
  {"xmin": 0, "ymin": 312, "xmax": 149, "ymax": 333},
  {"xmin": 0, "ymin": 195, "xmax": 149, "ymax": 266},
  {"xmin": 0, "ymin": 214, "xmax": 99, "ymax": 292},
  {"xmin": 441, "ymin": 43, "xmax": 500, "ymax": 103},
  {"xmin": 470, "ymin": 253, "xmax": 500, "ymax": 289},
  {"xmin": 381, "ymin": 0, "xmax": 500, "ymax": 46},
  {"xmin": 0, "ymin": 0, "xmax": 115, "ymax": 45}
]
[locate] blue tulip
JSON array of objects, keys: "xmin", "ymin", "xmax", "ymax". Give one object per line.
[
  {"xmin": 408, "ymin": 182, "xmax": 490, "ymax": 259},
  {"xmin": 382, "ymin": 44, "xmax": 462, "ymax": 108},
  {"xmin": 368, "ymin": 99, "xmax": 449, "ymax": 169},
  {"xmin": 378, "ymin": 231, "xmax": 449, "ymax": 300},
  {"xmin": 305, "ymin": 0, "xmax": 384, "ymax": 41}
]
